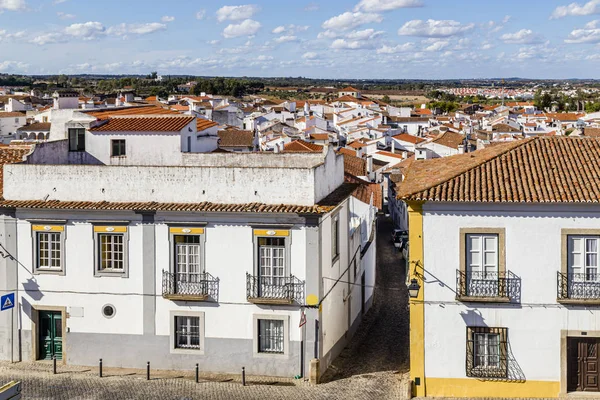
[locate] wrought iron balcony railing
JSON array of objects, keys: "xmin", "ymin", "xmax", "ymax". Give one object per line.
[
  {"xmin": 246, "ymin": 273, "xmax": 305, "ymax": 305},
  {"xmin": 557, "ymin": 272, "xmax": 600, "ymax": 301},
  {"xmin": 456, "ymin": 270, "xmax": 520, "ymax": 302},
  {"xmin": 162, "ymin": 270, "xmax": 219, "ymax": 301}
]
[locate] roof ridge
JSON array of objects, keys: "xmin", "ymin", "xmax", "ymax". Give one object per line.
[{"xmin": 400, "ymin": 137, "xmax": 535, "ymax": 199}]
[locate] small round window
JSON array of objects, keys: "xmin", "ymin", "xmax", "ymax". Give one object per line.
[{"xmin": 102, "ymin": 304, "xmax": 116, "ymax": 319}]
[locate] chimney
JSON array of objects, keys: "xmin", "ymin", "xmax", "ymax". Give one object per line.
[
  {"xmin": 391, "ymin": 139, "xmax": 395, "ymax": 153},
  {"xmin": 274, "ymin": 143, "xmax": 280, "ymax": 153},
  {"xmin": 366, "ymin": 156, "xmax": 374, "ymax": 181},
  {"xmin": 457, "ymin": 145, "xmax": 465, "ymax": 154}
]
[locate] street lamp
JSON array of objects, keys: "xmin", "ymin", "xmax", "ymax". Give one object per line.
[{"xmin": 408, "ymin": 278, "xmax": 421, "ymax": 299}]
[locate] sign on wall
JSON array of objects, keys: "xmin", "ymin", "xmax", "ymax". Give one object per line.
[{"xmin": 0, "ymin": 293, "xmax": 14, "ymax": 311}]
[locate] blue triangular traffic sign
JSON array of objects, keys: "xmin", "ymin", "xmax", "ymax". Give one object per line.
[{"xmin": 1, "ymin": 293, "xmax": 14, "ymax": 311}]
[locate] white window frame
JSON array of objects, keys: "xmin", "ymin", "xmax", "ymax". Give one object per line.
[
  {"xmin": 568, "ymin": 235, "xmax": 600, "ymax": 282},
  {"xmin": 93, "ymin": 226, "xmax": 129, "ymax": 277},
  {"xmin": 473, "ymin": 332, "xmax": 501, "ymax": 369},
  {"xmin": 31, "ymin": 224, "xmax": 66, "ymax": 276},
  {"xmin": 169, "ymin": 311, "xmax": 205, "ymax": 355},
  {"xmin": 253, "ymin": 314, "xmax": 289, "ymax": 358}
]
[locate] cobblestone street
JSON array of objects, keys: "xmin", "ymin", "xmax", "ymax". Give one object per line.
[{"xmin": 0, "ymin": 216, "xmax": 411, "ymax": 399}]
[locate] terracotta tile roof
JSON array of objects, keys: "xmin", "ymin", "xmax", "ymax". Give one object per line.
[
  {"xmin": 430, "ymin": 130, "xmax": 465, "ymax": 149},
  {"xmin": 0, "ymin": 146, "xmax": 32, "ymax": 197},
  {"xmin": 492, "ymin": 123, "xmax": 521, "ymax": 133},
  {"xmin": 389, "ymin": 116, "xmax": 429, "ymax": 123},
  {"xmin": 0, "ymin": 112, "xmax": 25, "ymax": 118},
  {"xmin": 398, "ymin": 137, "xmax": 600, "ymax": 203},
  {"xmin": 337, "ymin": 147, "xmax": 357, "ymax": 157},
  {"xmin": 337, "ymin": 116, "xmax": 364, "ymax": 126},
  {"xmin": 0, "ymin": 182, "xmax": 368, "ymax": 214},
  {"xmin": 336, "ymin": 95, "xmax": 361, "ymax": 102},
  {"xmin": 85, "ymin": 106, "xmax": 179, "ymax": 120},
  {"xmin": 348, "ymin": 141, "xmax": 369, "ymax": 149},
  {"xmin": 376, "ymin": 150, "xmax": 405, "ymax": 160},
  {"xmin": 197, "ymin": 118, "xmax": 218, "ymax": 131},
  {"xmin": 339, "ymin": 151, "xmax": 367, "ymax": 176},
  {"xmin": 171, "ymin": 104, "xmax": 189, "ymax": 112},
  {"xmin": 218, "ymin": 129, "xmax": 254, "ymax": 148},
  {"xmin": 344, "ymin": 173, "xmax": 382, "ymax": 209},
  {"xmin": 392, "ymin": 133, "xmax": 426, "ymax": 144},
  {"xmin": 339, "ymin": 86, "xmax": 360, "ymax": 92},
  {"xmin": 544, "ymin": 112, "xmax": 584, "ymax": 122},
  {"xmin": 90, "ymin": 116, "xmax": 195, "ymax": 132},
  {"xmin": 583, "ymin": 127, "xmax": 600, "ymax": 138},
  {"xmin": 283, "ymin": 140, "xmax": 323, "ymax": 153},
  {"xmin": 17, "ymin": 122, "xmax": 51, "ymax": 132},
  {"xmin": 145, "ymin": 96, "xmax": 157, "ymax": 101},
  {"xmin": 309, "ymin": 133, "xmax": 329, "ymax": 140}
]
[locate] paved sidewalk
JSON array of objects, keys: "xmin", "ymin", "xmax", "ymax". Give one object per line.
[{"xmin": 0, "ymin": 361, "xmax": 408, "ymax": 400}]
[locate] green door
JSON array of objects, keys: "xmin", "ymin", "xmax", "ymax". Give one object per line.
[{"xmin": 39, "ymin": 311, "xmax": 62, "ymax": 360}]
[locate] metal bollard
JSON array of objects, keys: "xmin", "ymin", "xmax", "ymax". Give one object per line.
[
  {"xmin": 53, "ymin": 355, "xmax": 57, "ymax": 375},
  {"xmin": 146, "ymin": 361, "xmax": 150, "ymax": 380},
  {"xmin": 242, "ymin": 366, "xmax": 246, "ymax": 386},
  {"xmin": 99, "ymin": 358, "xmax": 103, "ymax": 378},
  {"xmin": 195, "ymin": 364, "xmax": 199, "ymax": 383}
]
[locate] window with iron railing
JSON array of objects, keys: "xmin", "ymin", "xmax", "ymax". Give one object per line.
[
  {"xmin": 466, "ymin": 326, "xmax": 508, "ymax": 378},
  {"xmin": 558, "ymin": 235, "xmax": 600, "ymax": 301}
]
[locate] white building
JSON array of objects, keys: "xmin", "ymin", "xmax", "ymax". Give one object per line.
[
  {"xmin": 0, "ymin": 136, "xmax": 377, "ymax": 381},
  {"xmin": 0, "ymin": 111, "xmax": 27, "ymax": 143},
  {"xmin": 398, "ymin": 136, "xmax": 600, "ymax": 398}
]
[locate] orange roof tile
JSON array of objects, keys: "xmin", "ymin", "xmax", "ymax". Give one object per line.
[
  {"xmin": 337, "ymin": 147, "xmax": 357, "ymax": 157},
  {"xmin": 218, "ymin": 129, "xmax": 253, "ymax": 148},
  {"xmin": 398, "ymin": 137, "xmax": 600, "ymax": 203},
  {"xmin": 197, "ymin": 118, "xmax": 218, "ymax": 131},
  {"xmin": 0, "ymin": 145, "xmax": 32, "ymax": 197},
  {"xmin": 171, "ymin": 104, "xmax": 189, "ymax": 112},
  {"xmin": 90, "ymin": 116, "xmax": 195, "ymax": 132},
  {"xmin": 85, "ymin": 106, "xmax": 179, "ymax": 120},
  {"xmin": 283, "ymin": 140, "xmax": 323, "ymax": 153},
  {"xmin": 392, "ymin": 133, "xmax": 426, "ymax": 144},
  {"xmin": 309, "ymin": 133, "xmax": 329, "ymax": 140}
]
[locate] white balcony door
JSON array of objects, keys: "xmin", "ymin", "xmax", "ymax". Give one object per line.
[
  {"xmin": 466, "ymin": 234, "xmax": 498, "ymax": 278},
  {"xmin": 569, "ymin": 236, "xmax": 600, "ymax": 282},
  {"xmin": 259, "ymin": 238, "xmax": 285, "ymax": 291},
  {"xmin": 176, "ymin": 236, "xmax": 201, "ymax": 283}
]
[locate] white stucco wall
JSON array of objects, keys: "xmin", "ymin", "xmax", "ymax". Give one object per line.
[
  {"xmin": 0, "ymin": 116, "xmax": 27, "ymax": 140},
  {"xmin": 422, "ymin": 202, "xmax": 600, "ymax": 383}
]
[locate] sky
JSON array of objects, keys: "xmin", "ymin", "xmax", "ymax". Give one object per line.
[{"xmin": 2, "ymin": 0, "xmax": 600, "ymax": 79}]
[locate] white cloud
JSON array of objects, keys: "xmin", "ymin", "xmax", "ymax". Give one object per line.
[
  {"xmin": 302, "ymin": 51, "xmax": 318, "ymax": 59},
  {"xmin": 354, "ymin": 0, "xmax": 423, "ymax": 12},
  {"xmin": 30, "ymin": 32, "xmax": 63, "ymax": 45},
  {"xmin": 0, "ymin": 29, "xmax": 25, "ymax": 41},
  {"xmin": 481, "ymin": 41, "xmax": 493, "ymax": 50},
  {"xmin": 500, "ymin": 29, "xmax": 543, "ymax": 44},
  {"xmin": 196, "ymin": 10, "xmax": 206, "ymax": 20},
  {"xmin": 376, "ymin": 42, "xmax": 414, "ymax": 53},
  {"xmin": 322, "ymin": 11, "xmax": 383, "ymax": 31},
  {"xmin": 257, "ymin": 55, "xmax": 273, "ymax": 61},
  {"xmin": 222, "ymin": 19, "xmax": 261, "ymax": 38},
  {"xmin": 107, "ymin": 22, "xmax": 166, "ymax": 37},
  {"xmin": 565, "ymin": 20, "xmax": 600, "ymax": 43},
  {"xmin": 422, "ymin": 38, "xmax": 449, "ymax": 51},
  {"xmin": 317, "ymin": 30, "xmax": 339, "ymax": 39},
  {"xmin": 304, "ymin": 2, "xmax": 319, "ymax": 11},
  {"xmin": 208, "ymin": 39, "xmax": 220, "ymax": 45},
  {"xmin": 0, "ymin": 0, "xmax": 26, "ymax": 11},
  {"xmin": 331, "ymin": 38, "xmax": 375, "ymax": 49},
  {"xmin": 273, "ymin": 35, "xmax": 297, "ymax": 43},
  {"xmin": 0, "ymin": 60, "xmax": 28, "ymax": 71},
  {"xmin": 271, "ymin": 24, "xmax": 309, "ymax": 35},
  {"xmin": 551, "ymin": 0, "xmax": 600, "ymax": 19},
  {"xmin": 161, "ymin": 16, "xmax": 175, "ymax": 23},
  {"xmin": 216, "ymin": 5, "xmax": 259, "ymax": 22},
  {"xmin": 57, "ymin": 11, "xmax": 75, "ymax": 19},
  {"xmin": 398, "ymin": 19, "xmax": 474, "ymax": 37},
  {"xmin": 64, "ymin": 21, "xmax": 106, "ymax": 40},
  {"xmin": 345, "ymin": 28, "xmax": 384, "ymax": 40},
  {"xmin": 502, "ymin": 15, "xmax": 511, "ymax": 23}
]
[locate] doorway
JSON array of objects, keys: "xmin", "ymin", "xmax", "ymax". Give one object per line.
[
  {"xmin": 38, "ymin": 311, "xmax": 63, "ymax": 360},
  {"xmin": 568, "ymin": 337, "xmax": 600, "ymax": 392}
]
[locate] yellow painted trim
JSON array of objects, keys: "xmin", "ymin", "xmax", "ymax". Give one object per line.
[
  {"xmin": 426, "ymin": 378, "xmax": 560, "ymax": 398},
  {"xmin": 169, "ymin": 227, "xmax": 205, "ymax": 234},
  {"xmin": 407, "ymin": 200, "xmax": 425, "ymax": 397},
  {"xmin": 93, "ymin": 226, "xmax": 127, "ymax": 233},
  {"xmin": 32, "ymin": 225, "xmax": 64, "ymax": 232},
  {"xmin": 253, "ymin": 229, "xmax": 289, "ymax": 237}
]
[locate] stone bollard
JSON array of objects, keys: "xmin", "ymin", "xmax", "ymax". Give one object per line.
[{"xmin": 309, "ymin": 359, "xmax": 320, "ymax": 385}]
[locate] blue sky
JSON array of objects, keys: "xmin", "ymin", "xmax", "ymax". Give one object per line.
[{"xmin": 1, "ymin": 0, "xmax": 600, "ymax": 78}]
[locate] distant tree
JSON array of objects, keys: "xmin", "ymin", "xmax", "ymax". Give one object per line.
[{"xmin": 381, "ymin": 95, "xmax": 391, "ymax": 104}]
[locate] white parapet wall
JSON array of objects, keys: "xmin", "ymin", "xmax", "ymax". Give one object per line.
[{"xmin": 4, "ymin": 146, "xmax": 344, "ymax": 206}]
